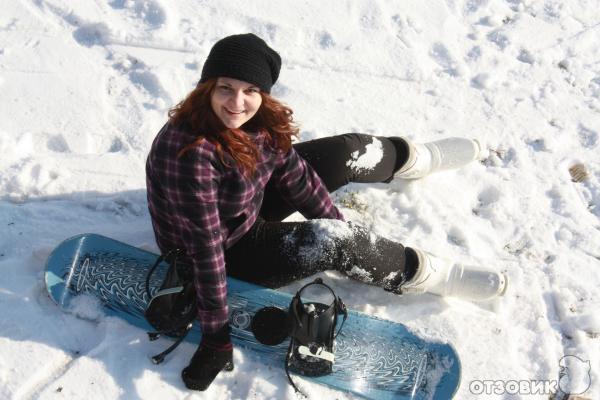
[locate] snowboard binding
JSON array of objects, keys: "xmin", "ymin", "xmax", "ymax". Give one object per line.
[
  {"xmin": 251, "ymin": 278, "xmax": 348, "ymax": 395},
  {"xmin": 144, "ymin": 249, "xmax": 196, "ymax": 364}
]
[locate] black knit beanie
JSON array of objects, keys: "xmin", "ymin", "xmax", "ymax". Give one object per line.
[{"xmin": 199, "ymin": 33, "xmax": 281, "ymax": 93}]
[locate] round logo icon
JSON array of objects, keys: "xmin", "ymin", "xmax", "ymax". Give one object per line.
[{"xmin": 230, "ymin": 310, "xmax": 251, "ymax": 329}]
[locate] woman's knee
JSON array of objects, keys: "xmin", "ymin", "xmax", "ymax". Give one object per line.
[{"xmin": 336, "ymin": 133, "xmax": 375, "ymax": 155}]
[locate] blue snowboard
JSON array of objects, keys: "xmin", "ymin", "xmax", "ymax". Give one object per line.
[{"xmin": 44, "ymin": 234, "xmax": 460, "ymax": 399}]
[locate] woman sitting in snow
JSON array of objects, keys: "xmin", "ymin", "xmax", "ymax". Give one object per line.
[{"xmin": 145, "ymin": 33, "xmax": 506, "ymax": 391}]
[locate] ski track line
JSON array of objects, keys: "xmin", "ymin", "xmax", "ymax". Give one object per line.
[
  {"xmin": 108, "ymin": 40, "xmax": 197, "ymax": 54},
  {"xmin": 12, "ymin": 291, "xmax": 109, "ymax": 400},
  {"xmin": 17, "ymin": 0, "xmax": 62, "ymax": 31},
  {"xmin": 26, "ymin": 0, "xmax": 193, "ymax": 55},
  {"xmin": 565, "ymin": 20, "xmax": 600, "ymax": 42},
  {"xmin": 288, "ymin": 60, "xmax": 418, "ymax": 83},
  {"xmin": 536, "ymin": 20, "xmax": 600, "ymax": 53},
  {"xmin": 14, "ymin": 330, "xmax": 114, "ymax": 400},
  {"xmin": 12, "ymin": 352, "xmax": 76, "ymax": 400},
  {"xmin": 24, "ymin": 0, "xmax": 143, "ymax": 54},
  {"xmin": 0, "ymin": 69, "xmax": 54, "ymax": 75}
]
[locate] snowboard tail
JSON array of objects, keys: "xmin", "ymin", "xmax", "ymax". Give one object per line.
[{"xmin": 45, "ymin": 234, "xmax": 460, "ymax": 400}]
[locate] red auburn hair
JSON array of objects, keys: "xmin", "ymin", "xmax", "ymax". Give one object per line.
[{"xmin": 169, "ymin": 79, "xmax": 299, "ymax": 176}]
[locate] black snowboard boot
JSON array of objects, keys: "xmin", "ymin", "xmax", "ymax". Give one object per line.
[{"xmin": 181, "ymin": 324, "xmax": 234, "ymax": 391}]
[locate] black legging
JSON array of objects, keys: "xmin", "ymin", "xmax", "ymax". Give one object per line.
[{"xmin": 225, "ymin": 134, "xmax": 411, "ymax": 291}]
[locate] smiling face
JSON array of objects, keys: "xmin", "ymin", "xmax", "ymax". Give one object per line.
[{"xmin": 210, "ymin": 77, "xmax": 263, "ymax": 129}]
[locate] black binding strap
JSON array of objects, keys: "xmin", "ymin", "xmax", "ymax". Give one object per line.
[
  {"xmin": 290, "ymin": 278, "xmax": 348, "ymax": 340},
  {"xmin": 151, "ymin": 323, "xmax": 193, "ymax": 364},
  {"xmin": 145, "ymin": 249, "xmax": 192, "ymax": 364},
  {"xmin": 285, "ymin": 278, "xmax": 348, "ymax": 397},
  {"xmin": 145, "ymin": 248, "xmax": 181, "ymax": 300},
  {"xmin": 285, "ymin": 339, "xmax": 306, "ymax": 398}
]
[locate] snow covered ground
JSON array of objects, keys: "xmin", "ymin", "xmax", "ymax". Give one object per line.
[{"xmin": 1, "ymin": 0, "xmax": 599, "ymax": 399}]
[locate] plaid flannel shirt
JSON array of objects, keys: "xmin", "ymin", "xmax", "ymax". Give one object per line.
[{"xmin": 146, "ymin": 123, "xmax": 343, "ymax": 333}]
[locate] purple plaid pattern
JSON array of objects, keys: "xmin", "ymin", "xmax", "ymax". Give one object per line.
[{"xmin": 146, "ymin": 124, "xmax": 343, "ymax": 333}]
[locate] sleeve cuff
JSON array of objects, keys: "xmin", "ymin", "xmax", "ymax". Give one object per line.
[{"xmin": 197, "ymin": 306, "xmax": 229, "ymax": 334}]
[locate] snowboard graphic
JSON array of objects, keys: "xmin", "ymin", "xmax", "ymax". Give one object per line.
[{"xmin": 45, "ymin": 234, "xmax": 460, "ymax": 400}]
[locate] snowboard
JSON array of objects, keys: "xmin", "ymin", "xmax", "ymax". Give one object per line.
[{"xmin": 44, "ymin": 234, "xmax": 461, "ymax": 400}]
